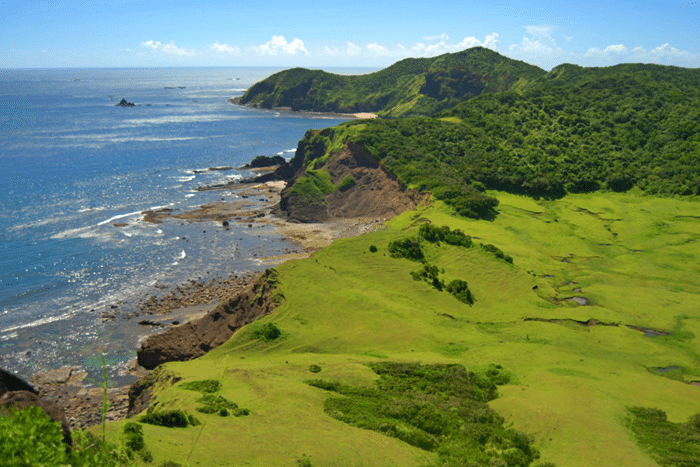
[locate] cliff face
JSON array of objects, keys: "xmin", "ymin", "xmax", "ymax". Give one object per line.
[
  {"xmin": 272, "ymin": 135, "xmax": 425, "ymax": 223},
  {"xmin": 136, "ymin": 270, "xmax": 281, "ymax": 370}
]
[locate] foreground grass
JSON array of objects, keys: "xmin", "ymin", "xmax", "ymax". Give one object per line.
[{"xmin": 101, "ymin": 191, "xmax": 700, "ymax": 466}]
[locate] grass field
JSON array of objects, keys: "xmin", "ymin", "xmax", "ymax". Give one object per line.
[{"xmin": 100, "ymin": 190, "xmax": 700, "ymax": 466}]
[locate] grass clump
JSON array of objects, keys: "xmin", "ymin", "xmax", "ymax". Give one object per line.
[
  {"xmin": 336, "ymin": 174, "xmax": 356, "ymax": 191},
  {"xmin": 289, "ymin": 169, "xmax": 335, "ymax": 203},
  {"xmin": 309, "ymin": 364, "xmax": 322, "ymax": 373},
  {"xmin": 195, "ymin": 394, "xmax": 250, "ymax": 417},
  {"xmin": 252, "ymin": 322, "xmax": 282, "ymax": 341},
  {"xmin": 306, "ymin": 362, "xmax": 538, "ymax": 467},
  {"xmin": 180, "ymin": 379, "xmax": 221, "ymax": 394},
  {"xmin": 140, "ymin": 410, "xmax": 201, "ymax": 428},
  {"xmin": 627, "ymin": 407, "xmax": 700, "ymax": 467}
]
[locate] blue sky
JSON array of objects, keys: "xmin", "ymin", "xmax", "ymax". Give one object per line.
[{"xmin": 1, "ymin": 0, "xmax": 698, "ymax": 70}]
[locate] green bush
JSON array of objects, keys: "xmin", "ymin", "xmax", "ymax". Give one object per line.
[
  {"xmin": 252, "ymin": 322, "xmax": 282, "ymax": 341},
  {"xmin": 369, "ymin": 245, "xmax": 378, "ymax": 253},
  {"xmin": 480, "ymin": 243, "xmax": 514, "ymax": 264},
  {"xmin": 627, "ymin": 406, "xmax": 700, "ymax": 466},
  {"xmin": 140, "ymin": 410, "xmax": 200, "ymax": 428},
  {"xmin": 0, "ymin": 405, "xmax": 70, "ymax": 467},
  {"xmin": 306, "ymin": 362, "xmax": 540, "ymax": 466},
  {"xmin": 194, "ymin": 394, "xmax": 249, "ymax": 417},
  {"xmin": 445, "ymin": 279, "xmax": 475, "ymax": 305},
  {"xmin": 411, "ymin": 263, "xmax": 445, "ymax": 291},
  {"xmin": 309, "ymin": 364, "xmax": 322, "ymax": 373},
  {"xmin": 418, "ymin": 223, "xmax": 473, "ymax": 248},
  {"xmin": 387, "ymin": 237, "xmax": 424, "ymax": 261},
  {"xmin": 180, "ymin": 379, "xmax": 221, "ymax": 393}
]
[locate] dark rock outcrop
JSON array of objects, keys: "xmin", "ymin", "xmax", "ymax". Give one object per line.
[
  {"xmin": 1, "ymin": 367, "xmax": 38, "ymax": 395},
  {"xmin": 243, "ymin": 155, "xmax": 286, "ymax": 168},
  {"xmin": 137, "ymin": 269, "xmax": 282, "ymax": 369},
  {"xmin": 116, "ymin": 98, "xmax": 135, "ymax": 107},
  {"xmin": 0, "ymin": 390, "xmax": 72, "ymax": 446},
  {"xmin": 273, "ymin": 136, "xmax": 425, "ymax": 223}
]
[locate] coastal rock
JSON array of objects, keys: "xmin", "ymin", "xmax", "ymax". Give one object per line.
[
  {"xmin": 116, "ymin": 98, "xmax": 135, "ymax": 107},
  {"xmin": 273, "ymin": 136, "xmax": 425, "ymax": 223},
  {"xmin": 1, "ymin": 367, "xmax": 38, "ymax": 395},
  {"xmin": 137, "ymin": 269, "xmax": 281, "ymax": 369},
  {"xmin": 243, "ymin": 155, "xmax": 286, "ymax": 169},
  {"xmin": 0, "ymin": 390, "xmax": 72, "ymax": 447}
]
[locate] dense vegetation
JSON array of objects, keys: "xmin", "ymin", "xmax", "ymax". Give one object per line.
[
  {"xmin": 283, "ymin": 60, "xmax": 700, "ymax": 219},
  {"xmin": 627, "ymin": 407, "xmax": 700, "ymax": 466},
  {"xmin": 307, "ymin": 362, "xmax": 541, "ymax": 467},
  {"xmin": 238, "ymin": 47, "xmax": 545, "ymax": 117}
]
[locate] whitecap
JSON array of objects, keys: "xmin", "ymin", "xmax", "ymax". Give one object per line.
[
  {"xmin": 97, "ymin": 211, "xmax": 142, "ymax": 226},
  {"xmin": 185, "ymin": 194, "xmax": 195, "ymax": 198},
  {"xmin": 179, "ymin": 250, "xmax": 186, "ymax": 259}
]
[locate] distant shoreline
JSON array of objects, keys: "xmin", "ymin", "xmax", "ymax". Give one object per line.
[{"xmin": 227, "ymin": 98, "xmax": 378, "ymax": 120}]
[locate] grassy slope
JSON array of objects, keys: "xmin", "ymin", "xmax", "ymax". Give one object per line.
[
  {"xmin": 238, "ymin": 47, "xmax": 545, "ymax": 118},
  {"xmin": 102, "ymin": 191, "xmax": 700, "ymax": 467}
]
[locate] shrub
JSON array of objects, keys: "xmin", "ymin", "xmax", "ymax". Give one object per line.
[
  {"xmin": 194, "ymin": 394, "xmax": 248, "ymax": 417},
  {"xmin": 411, "ymin": 263, "xmax": 444, "ymax": 291},
  {"xmin": 480, "ymin": 243, "xmax": 514, "ymax": 263},
  {"xmin": 387, "ymin": 237, "xmax": 424, "ymax": 261},
  {"xmin": 418, "ymin": 223, "xmax": 472, "ymax": 248},
  {"xmin": 306, "ymin": 362, "xmax": 539, "ymax": 466},
  {"xmin": 309, "ymin": 364, "xmax": 322, "ymax": 373},
  {"xmin": 369, "ymin": 245, "xmax": 378, "ymax": 253},
  {"xmin": 252, "ymin": 322, "xmax": 282, "ymax": 341},
  {"xmin": 140, "ymin": 410, "xmax": 200, "ymax": 428},
  {"xmin": 0, "ymin": 405, "xmax": 70, "ymax": 467},
  {"xmin": 445, "ymin": 279, "xmax": 475, "ymax": 305},
  {"xmin": 180, "ymin": 379, "xmax": 221, "ymax": 393}
]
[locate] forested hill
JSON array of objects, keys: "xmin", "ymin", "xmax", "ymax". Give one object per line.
[
  {"xmin": 236, "ymin": 47, "xmax": 546, "ymax": 118},
  {"xmin": 281, "ymin": 61, "xmax": 700, "ymax": 220}
]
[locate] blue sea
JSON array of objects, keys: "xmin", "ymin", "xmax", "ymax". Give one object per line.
[{"xmin": 0, "ymin": 67, "xmax": 373, "ymax": 383}]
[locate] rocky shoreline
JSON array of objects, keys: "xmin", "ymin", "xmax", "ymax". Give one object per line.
[{"xmin": 2, "ymin": 143, "xmax": 409, "ymax": 432}]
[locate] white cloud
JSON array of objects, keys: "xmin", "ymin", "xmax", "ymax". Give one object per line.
[
  {"xmin": 524, "ymin": 25, "xmax": 554, "ymax": 37},
  {"xmin": 210, "ymin": 42, "xmax": 240, "ymax": 54},
  {"xmin": 323, "ymin": 45, "xmax": 339, "ymax": 56},
  {"xmin": 141, "ymin": 40, "xmax": 161, "ymax": 49},
  {"xmin": 508, "ymin": 25, "xmax": 566, "ymax": 69},
  {"xmin": 366, "ymin": 43, "xmax": 389, "ymax": 56},
  {"xmin": 584, "ymin": 44, "xmax": 628, "ymax": 57},
  {"xmin": 141, "ymin": 40, "xmax": 195, "ymax": 57},
  {"xmin": 252, "ymin": 36, "xmax": 309, "ymax": 55},
  {"xmin": 411, "ymin": 32, "xmax": 499, "ymax": 57},
  {"xmin": 568, "ymin": 41, "xmax": 699, "ymax": 68},
  {"xmin": 347, "ymin": 42, "xmax": 361, "ymax": 56}
]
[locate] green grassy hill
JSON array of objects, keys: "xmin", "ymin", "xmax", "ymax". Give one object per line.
[
  {"xmin": 273, "ymin": 60, "xmax": 700, "ymax": 222},
  {"xmin": 237, "ymin": 47, "xmax": 546, "ymax": 118},
  {"xmin": 102, "ymin": 191, "xmax": 700, "ymax": 466}
]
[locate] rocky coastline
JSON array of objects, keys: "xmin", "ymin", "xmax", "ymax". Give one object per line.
[{"xmin": 2, "ymin": 139, "xmax": 413, "ymax": 433}]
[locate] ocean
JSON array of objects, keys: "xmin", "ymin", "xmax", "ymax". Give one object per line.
[{"xmin": 0, "ymin": 67, "xmax": 374, "ymax": 384}]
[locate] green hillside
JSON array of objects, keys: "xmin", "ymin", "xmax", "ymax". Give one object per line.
[
  {"xmin": 237, "ymin": 47, "xmax": 546, "ymax": 118},
  {"xmin": 99, "ymin": 191, "xmax": 700, "ymax": 466},
  {"xmin": 276, "ymin": 61, "xmax": 700, "ymax": 222}
]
